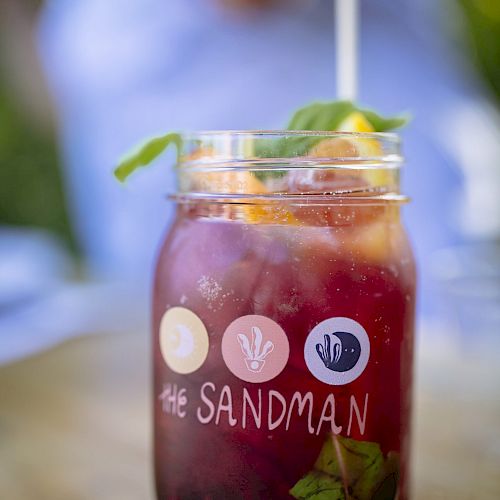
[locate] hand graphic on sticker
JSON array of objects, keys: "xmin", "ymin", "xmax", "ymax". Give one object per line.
[
  {"xmin": 315, "ymin": 332, "xmax": 361, "ymax": 373},
  {"xmin": 222, "ymin": 315, "xmax": 289, "ymax": 383},
  {"xmin": 237, "ymin": 326, "xmax": 274, "ymax": 373}
]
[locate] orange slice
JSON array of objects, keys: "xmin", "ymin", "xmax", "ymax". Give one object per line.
[
  {"xmin": 337, "ymin": 112, "xmax": 393, "ymax": 189},
  {"xmin": 186, "ymin": 148, "xmax": 297, "ymax": 225}
]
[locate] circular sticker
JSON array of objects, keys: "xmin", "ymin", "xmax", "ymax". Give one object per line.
[
  {"xmin": 304, "ymin": 317, "xmax": 370, "ymax": 386},
  {"xmin": 159, "ymin": 307, "xmax": 209, "ymax": 374},
  {"xmin": 222, "ymin": 315, "xmax": 289, "ymax": 383}
]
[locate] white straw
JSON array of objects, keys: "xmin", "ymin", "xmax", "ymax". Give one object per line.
[{"xmin": 335, "ymin": 0, "xmax": 359, "ymax": 101}]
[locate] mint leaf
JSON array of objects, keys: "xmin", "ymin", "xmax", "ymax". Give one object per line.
[
  {"xmin": 253, "ymin": 135, "xmax": 321, "ymax": 172},
  {"xmin": 114, "ymin": 132, "xmax": 181, "ymax": 182},
  {"xmin": 287, "ymin": 101, "xmax": 356, "ymax": 131},
  {"xmin": 314, "ymin": 434, "xmax": 384, "ymax": 487},
  {"xmin": 255, "ymin": 101, "xmax": 409, "ymax": 178},
  {"xmin": 372, "ymin": 473, "xmax": 398, "ymax": 500},
  {"xmin": 113, "ymin": 101, "xmax": 410, "ymax": 182},
  {"xmin": 287, "ymin": 101, "xmax": 409, "ymax": 133},
  {"xmin": 371, "ymin": 452, "xmax": 399, "ymax": 500},
  {"xmin": 290, "ymin": 435, "xmax": 400, "ymax": 500},
  {"xmin": 269, "ymin": 101, "xmax": 355, "ymax": 160},
  {"xmin": 350, "ymin": 446, "xmax": 385, "ymax": 499},
  {"xmin": 361, "ymin": 109, "xmax": 410, "ymax": 132},
  {"xmin": 290, "ymin": 470, "xmax": 346, "ymax": 500}
]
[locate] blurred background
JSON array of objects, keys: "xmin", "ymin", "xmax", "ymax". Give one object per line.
[{"xmin": 0, "ymin": 0, "xmax": 499, "ymax": 498}]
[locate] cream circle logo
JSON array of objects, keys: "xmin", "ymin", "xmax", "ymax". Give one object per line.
[
  {"xmin": 304, "ymin": 317, "xmax": 370, "ymax": 386},
  {"xmin": 222, "ymin": 315, "xmax": 289, "ymax": 383},
  {"xmin": 159, "ymin": 307, "xmax": 209, "ymax": 374}
]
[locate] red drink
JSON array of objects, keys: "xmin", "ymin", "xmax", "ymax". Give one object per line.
[{"xmin": 153, "ymin": 132, "xmax": 416, "ymax": 499}]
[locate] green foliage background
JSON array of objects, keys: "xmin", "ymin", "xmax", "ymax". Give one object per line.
[
  {"xmin": 0, "ymin": 83, "xmax": 76, "ymax": 251},
  {"xmin": 458, "ymin": 0, "xmax": 500, "ymax": 105}
]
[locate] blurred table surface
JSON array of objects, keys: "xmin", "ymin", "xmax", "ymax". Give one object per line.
[{"xmin": 1, "ymin": 330, "xmax": 500, "ymax": 500}]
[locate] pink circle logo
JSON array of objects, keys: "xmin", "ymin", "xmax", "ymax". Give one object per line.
[{"xmin": 222, "ymin": 315, "xmax": 289, "ymax": 383}]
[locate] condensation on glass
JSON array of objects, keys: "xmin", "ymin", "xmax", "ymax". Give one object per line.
[{"xmin": 153, "ymin": 132, "xmax": 416, "ymax": 500}]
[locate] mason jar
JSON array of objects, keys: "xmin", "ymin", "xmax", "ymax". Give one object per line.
[{"xmin": 153, "ymin": 131, "xmax": 416, "ymax": 500}]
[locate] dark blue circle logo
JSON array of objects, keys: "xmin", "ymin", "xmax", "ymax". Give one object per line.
[
  {"xmin": 305, "ymin": 317, "xmax": 370, "ymax": 385},
  {"xmin": 315, "ymin": 331, "xmax": 362, "ymax": 372}
]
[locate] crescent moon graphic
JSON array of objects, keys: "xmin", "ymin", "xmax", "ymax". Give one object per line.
[
  {"xmin": 330, "ymin": 331, "xmax": 361, "ymax": 372},
  {"xmin": 160, "ymin": 308, "xmax": 209, "ymax": 374},
  {"xmin": 172, "ymin": 324, "xmax": 195, "ymax": 358}
]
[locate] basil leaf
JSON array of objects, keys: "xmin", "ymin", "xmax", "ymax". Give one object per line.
[{"xmin": 114, "ymin": 132, "xmax": 181, "ymax": 182}]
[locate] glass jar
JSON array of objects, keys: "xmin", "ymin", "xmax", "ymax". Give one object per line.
[{"xmin": 153, "ymin": 132, "xmax": 416, "ymax": 500}]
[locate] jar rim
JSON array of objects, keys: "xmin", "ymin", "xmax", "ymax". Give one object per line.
[
  {"xmin": 181, "ymin": 129, "xmax": 400, "ymax": 141},
  {"xmin": 178, "ymin": 130, "xmax": 402, "ymax": 167},
  {"xmin": 174, "ymin": 130, "xmax": 405, "ymax": 204}
]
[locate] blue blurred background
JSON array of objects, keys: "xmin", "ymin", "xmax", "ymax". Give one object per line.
[
  {"xmin": 2, "ymin": 0, "xmax": 499, "ymax": 363},
  {"xmin": 1, "ymin": 1, "xmax": 500, "ymax": 498}
]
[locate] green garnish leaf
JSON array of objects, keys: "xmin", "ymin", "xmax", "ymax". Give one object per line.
[
  {"xmin": 286, "ymin": 100, "xmax": 356, "ymax": 131},
  {"xmin": 372, "ymin": 452, "xmax": 399, "ymax": 500},
  {"xmin": 286, "ymin": 100, "xmax": 409, "ymax": 133},
  {"xmin": 372, "ymin": 473, "xmax": 398, "ymax": 500},
  {"xmin": 314, "ymin": 434, "xmax": 384, "ymax": 486},
  {"xmin": 114, "ymin": 132, "xmax": 181, "ymax": 182},
  {"xmin": 256, "ymin": 101, "xmax": 410, "ymax": 178},
  {"xmin": 290, "ymin": 435, "xmax": 400, "ymax": 500},
  {"xmin": 113, "ymin": 101, "xmax": 410, "ymax": 182},
  {"xmin": 290, "ymin": 470, "xmax": 346, "ymax": 500},
  {"xmin": 361, "ymin": 109, "xmax": 410, "ymax": 132}
]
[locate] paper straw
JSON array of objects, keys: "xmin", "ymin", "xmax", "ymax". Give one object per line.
[{"xmin": 335, "ymin": 0, "xmax": 359, "ymax": 101}]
